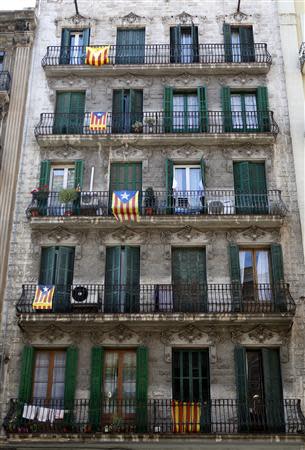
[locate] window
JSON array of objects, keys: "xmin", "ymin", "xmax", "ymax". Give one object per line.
[
  {"xmin": 239, "ymin": 248, "xmax": 271, "ymax": 301},
  {"xmin": 172, "ymin": 247, "xmax": 207, "ymax": 312},
  {"xmin": 233, "ymin": 161, "xmax": 268, "ymax": 214},
  {"xmin": 32, "ymin": 350, "xmax": 66, "ymax": 402},
  {"xmin": 53, "ymin": 91, "xmax": 86, "ymax": 135},
  {"xmin": 116, "ymin": 29, "xmax": 145, "ymax": 64},
  {"xmin": 0, "ymin": 51, "xmax": 5, "ymax": 72},
  {"xmin": 60, "ymin": 28, "xmax": 90, "ymax": 64},
  {"xmin": 112, "ymin": 89, "xmax": 143, "ymax": 133},
  {"xmin": 230, "ymin": 93, "xmax": 258, "ymax": 130},
  {"xmin": 170, "ymin": 24, "xmax": 199, "ymax": 63},
  {"xmin": 104, "ymin": 246, "xmax": 140, "ymax": 313},
  {"xmin": 173, "ymin": 92, "xmax": 199, "ymax": 132},
  {"xmin": 172, "ymin": 349, "xmax": 210, "ymax": 402},
  {"xmin": 223, "ymin": 24, "xmax": 254, "ymax": 63},
  {"xmin": 39, "ymin": 246, "xmax": 75, "ymax": 312},
  {"xmin": 48, "ymin": 165, "xmax": 76, "ymax": 216},
  {"xmin": 173, "ymin": 165, "xmax": 203, "ymax": 212}
]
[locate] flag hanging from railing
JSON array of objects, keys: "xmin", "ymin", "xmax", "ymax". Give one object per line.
[
  {"xmin": 171, "ymin": 400, "xmax": 201, "ymax": 433},
  {"xmin": 89, "ymin": 112, "xmax": 108, "ymax": 131},
  {"xmin": 112, "ymin": 191, "xmax": 139, "ymax": 222},
  {"xmin": 85, "ymin": 46, "xmax": 110, "ymax": 66},
  {"xmin": 32, "ymin": 285, "xmax": 55, "ymax": 310}
]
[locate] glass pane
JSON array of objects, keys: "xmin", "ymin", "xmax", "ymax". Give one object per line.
[
  {"xmin": 239, "ymin": 250, "xmax": 254, "ymax": 284},
  {"xmin": 174, "ymin": 168, "xmax": 186, "ymax": 191},
  {"xmin": 33, "ymin": 352, "xmax": 50, "ymax": 400},
  {"xmin": 173, "ymin": 95, "xmax": 184, "ymax": 130},
  {"xmin": 246, "ymin": 351, "xmax": 264, "ymax": 403},
  {"xmin": 189, "ymin": 168, "xmax": 202, "ymax": 191},
  {"xmin": 104, "ymin": 352, "xmax": 119, "ymax": 400},
  {"xmin": 70, "ymin": 32, "xmax": 84, "ymax": 64},
  {"xmin": 231, "ymin": 95, "xmax": 243, "ymax": 129},
  {"xmin": 51, "ymin": 382, "xmax": 65, "ymax": 400},
  {"xmin": 122, "ymin": 352, "xmax": 136, "ymax": 400},
  {"xmin": 187, "ymin": 95, "xmax": 199, "ymax": 129},
  {"xmin": 244, "ymin": 94, "xmax": 258, "ymax": 128},
  {"xmin": 51, "ymin": 169, "xmax": 65, "ymax": 191},
  {"xmin": 256, "ymin": 250, "xmax": 271, "ymax": 300},
  {"xmin": 181, "ymin": 28, "xmax": 192, "ymax": 63},
  {"xmin": 231, "ymin": 30, "xmax": 241, "ymax": 62},
  {"xmin": 67, "ymin": 168, "xmax": 75, "ymax": 189},
  {"xmin": 33, "ymin": 382, "xmax": 48, "ymax": 399}
]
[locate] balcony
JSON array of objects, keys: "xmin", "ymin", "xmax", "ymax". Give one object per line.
[
  {"xmin": 34, "ymin": 111, "xmax": 279, "ymax": 148},
  {"xmin": 0, "ymin": 71, "xmax": 11, "ymax": 107},
  {"xmin": 26, "ymin": 190, "xmax": 287, "ymax": 229},
  {"xmin": 17, "ymin": 283, "xmax": 295, "ymax": 322},
  {"xmin": 42, "ymin": 43, "xmax": 272, "ymax": 77},
  {"xmin": 4, "ymin": 398, "xmax": 304, "ymax": 436},
  {"xmin": 300, "ymin": 42, "xmax": 305, "ymax": 74}
]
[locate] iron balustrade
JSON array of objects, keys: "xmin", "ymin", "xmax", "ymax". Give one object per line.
[
  {"xmin": 34, "ymin": 111, "xmax": 279, "ymax": 136},
  {"xmin": 16, "ymin": 283, "xmax": 295, "ymax": 315},
  {"xmin": 0, "ymin": 71, "xmax": 11, "ymax": 91},
  {"xmin": 26, "ymin": 189, "xmax": 287, "ymax": 218},
  {"xmin": 41, "ymin": 43, "xmax": 272, "ymax": 66},
  {"xmin": 4, "ymin": 398, "xmax": 304, "ymax": 435}
]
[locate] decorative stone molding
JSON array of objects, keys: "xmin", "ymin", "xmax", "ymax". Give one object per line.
[
  {"xmin": 88, "ymin": 329, "xmax": 106, "ymax": 345},
  {"xmin": 161, "ymin": 73, "xmax": 209, "ymax": 87},
  {"xmin": 216, "ymin": 11, "xmax": 259, "ymax": 25},
  {"xmin": 241, "ymin": 226, "xmax": 266, "ymax": 241},
  {"xmin": 161, "ymin": 226, "xmax": 216, "ymax": 244},
  {"xmin": 226, "ymin": 227, "xmax": 281, "ymax": 244},
  {"xmin": 231, "ymin": 324, "xmax": 291, "ymax": 345},
  {"xmin": 32, "ymin": 227, "xmax": 86, "ymax": 260},
  {"xmin": 162, "ymin": 11, "xmax": 206, "ymax": 25},
  {"xmin": 108, "ymin": 324, "xmax": 136, "ymax": 343},
  {"xmin": 109, "ymin": 12, "xmax": 152, "ymax": 26},
  {"xmin": 95, "ymin": 226, "xmax": 150, "ymax": 245},
  {"xmin": 55, "ymin": 14, "xmax": 97, "ymax": 38},
  {"xmin": 113, "ymin": 74, "xmax": 153, "ymax": 88},
  {"xmin": 47, "ymin": 76, "xmax": 94, "ymax": 92},
  {"xmin": 172, "ymin": 144, "xmax": 203, "ymax": 159},
  {"xmin": 39, "ymin": 324, "xmax": 66, "ymax": 343}
]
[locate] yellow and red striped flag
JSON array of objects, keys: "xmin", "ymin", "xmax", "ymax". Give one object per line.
[
  {"xmin": 112, "ymin": 191, "xmax": 139, "ymax": 222},
  {"xmin": 171, "ymin": 400, "xmax": 201, "ymax": 433},
  {"xmin": 85, "ymin": 46, "xmax": 110, "ymax": 66},
  {"xmin": 89, "ymin": 112, "xmax": 108, "ymax": 131},
  {"xmin": 32, "ymin": 285, "xmax": 55, "ymax": 310}
]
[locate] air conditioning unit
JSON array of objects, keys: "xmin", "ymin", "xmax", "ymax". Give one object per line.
[
  {"xmin": 207, "ymin": 198, "xmax": 235, "ymax": 215},
  {"xmin": 70, "ymin": 286, "xmax": 100, "ymax": 310}
]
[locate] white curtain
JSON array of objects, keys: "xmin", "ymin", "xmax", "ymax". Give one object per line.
[
  {"xmin": 256, "ymin": 250, "xmax": 271, "ymax": 300},
  {"xmin": 231, "ymin": 30, "xmax": 241, "ymax": 62},
  {"xmin": 239, "ymin": 251, "xmax": 247, "ymax": 284},
  {"xmin": 187, "ymin": 95, "xmax": 199, "ymax": 129},
  {"xmin": 245, "ymin": 94, "xmax": 258, "ymax": 129},
  {"xmin": 230, "ymin": 95, "xmax": 242, "ymax": 129}
]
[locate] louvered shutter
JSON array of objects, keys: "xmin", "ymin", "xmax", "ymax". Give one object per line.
[
  {"xmin": 64, "ymin": 346, "xmax": 78, "ymax": 420},
  {"xmin": 54, "ymin": 92, "xmax": 71, "ymax": 134},
  {"xmin": 136, "ymin": 346, "xmax": 148, "ymax": 432},
  {"xmin": 125, "ymin": 246, "xmax": 140, "ymax": 313},
  {"xmin": 256, "ymin": 86, "xmax": 270, "ymax": 132},
  {"xmin": 233, "ymin": 161, "xmax": 252, "ymax": 214},
  {"xmin": 69, "ymin": 91, "xmax": 85, "ymax": 134},
  {"xmin": 18, "ymin": 346, "xmax": 34, "ymax": 403},
  {"xmin": 130, "ymin": 89, "xmax": 143, "ymax": 129},
  {"xmin": 197, "ymin": 86, "xmax": 208, "ymax": 132},
  {"xmin": 249, "ymin": 162, "xmax": 267, "ymax": 213},
  {"xmin": 54, "ymin": 246, "xmax": 75, "ymax": 313},
  {"xmin": 234, "ymin": 346, "xmax": 250, "ymax": 432},
  {"xmin": 262, "ymin": 348, "xmax": 285, "ymax": 432},
  {"xmin": 89, "ymin": 347, "xmax": 104, "ymax": 431},
  {"xmin": 38, "ymin": 160, "xmax": 51, "ymax": 215},
  {"xmin": 170, "ymin": 26, "xmax": 181, "ymax": 63},
  {"xmin": 112, "ymin": 89, "xmax": 124, "ymax": 133},
  {"xmin": 240, "ymin": 26, "xmax": 254, "ymax": 62},
  {"xmin": 165, "ymin": 158, "xmax": 174, "ymax": 214},
  {"xmin": 39, "ymin": 246, "xmax": 56, "ymax": 286},
  {"xmin": 221, "ymin": 87, "xmax": 232, "ymax": 132},
  {"xmin": 223, "ymin": 23, "xmax": 232, "ymax": 62},
  {"xmin": 229, "ymin": 243, "xmax": 242, "ymax": 311},
  {"xmin": 104, "ymin": 246, "xmax": 121, "ymax": 313},
  {"xmin": 191, "ymin": 24, "xmax": 199, "ymax": 63},
  {"xmin": 163, "ymin": 86, "xmax": 173, "ymax": 133},
  {"xmin": 59, "ymin": 28, "xmax": 70, "ymax": 64},
  {"xmin": 271, "ymin": 244, "xmax": 286, "ymax": 311},
  {"xmin": 74, "ymin": 160, "xmax": 84, "ymax": 189}
]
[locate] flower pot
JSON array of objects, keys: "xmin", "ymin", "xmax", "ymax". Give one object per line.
[
  {"xmin": 30, "ymin": 209, "xmax": 39, "ymax": 217},
  {"xmin": 64, "ymin": 210, "xmax": 73, "ymax": 216},
  {"xmin": 145, "ymin": 207, "xmax": 153, "ymax": 216}
]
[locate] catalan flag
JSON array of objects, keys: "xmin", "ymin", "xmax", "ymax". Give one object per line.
[
  {"xmin": 112, "ymin": 191, "xmax": 139, "ymax": 222},
  {"xmin": 89, "ymin": 112, "xmax": 108, "ymax": 131},
  {"xmin": 85, "ymin": 46, "xmax": 110, "ymax": 66},
  {"xmin": 32, "ymin": 285, "xmax": 55, "ymax": 310},
  {"xmin": 171, "ymin": 400, "xmax": 201, "ymax": 433}
]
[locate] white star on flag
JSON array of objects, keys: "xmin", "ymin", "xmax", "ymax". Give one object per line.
[
  {"xmin": 43, "ymin": 287, "xmax": 49, "ymax": 293},
  {"xmin": 121, "ymin": 192, "xmax": 130, "ymax": 200}
]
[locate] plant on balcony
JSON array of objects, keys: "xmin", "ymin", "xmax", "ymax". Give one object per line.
[
  {"xmin": 59, "ymin": 188, "xmax": 79, "ymax": 216},
  {"xmin": 144, "ymin": 187, "xmax": 156, "ymax": 216},
  {"xmin": 131, "ymin": 121, "xmax": 143, "ymax": 133},
  {"xmin": 31, "ymin": 184, "xmax": 49, "ymax": 201},
  {"xmin": 144, "ymin": 116, "xmax": 155, "ymax": 130}
]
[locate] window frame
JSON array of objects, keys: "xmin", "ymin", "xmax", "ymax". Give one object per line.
[
  {"xmin": 230, "ymin": 91, "xmax": 258, "ymax": 131},
  {"xmin": 49, "ymin": 165, "xmax": 75, "ymax": 191},
  {"xmin": 32, "ymin": 349, "xmax": 66, "ymax": 403},
  {"xmin": 173, "ymin": 91, "xmax": 199, "ymax": 132}
]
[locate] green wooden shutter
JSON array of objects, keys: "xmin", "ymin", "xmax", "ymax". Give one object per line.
[
  {"xmin": 112, "ymin": 89, "xmax": 124, "ymax": 132},
  {"xmin": 64, "ymin": 346, "xmax": 78, "ymax": 422},
  {"xmin": 125, "ymin": 246, "xmax": 140, "ymax": 313},
  {"xmin": 18, "ymin": 346, "xmax": 34, "ymax": 403},
  {"xmin": 136, "ymin": 346, "xmax": 148, "ymax": 432},
  {"xmin": 163, "ymin": 86, "xmax": 173, "ymax": 133},
  {"xmin": 249, "ymin": 162, "xmax": 267, "ymax": 213},
  {"xmin": 271, "ymin": 244, "xmax": 286, "ymax": 311},
  {"xmin": 191, "ymin": 24, "xmax": 199, "ymax": 63},
  {"xmin": 200, "ymin": 157, "xmax": 205, "ymax": 189},
  {"xmin": 229, "ymin": 243, "xmax": 242, "ymax": 311},
  {"xmin": 256, "ymin": 86, "xmax": 270, "ymax": 132},
  {"xmin": 39, "ymin": 247, "xmax": 56, "ymax": 285},
  {"xmin": 233, "ymin": 161, "xmax": 252, "ymax": 213},
  {"xmin": 69, "ymin": 91, "xmax": 85, "ymax": 134},
  {"xmin": 38, "ymin": 160, "xmax": 51, "ymax": 215},
  {"xmin": 223, "ymin": 23, "xmax": 232, "ymax": 62},
  {"xmin": 54, "ymin": 92, "xmax": 71, "ymax": 134},
  {"xmin": 59, "ymin": 28, "xmax": 70, "ymax": 64},
  {"xmin": 240, "ymin": 26, "xmax": 254, "ymax": 62},
  {"xmin": 170, "ymin": 26, "xmax": 181, "ymax": 63},
  {"xmin": 262, "ymin": 348, "xmax": 284, "ymax": 432},
  {"xmin": 89, "ymin": 347, "xmax": 104, "ymax": 431},
  {"xmin": 54, "ymin": 246, "xmax": 75, "ymax": 313},
  {"xmin": 221, "ymin": 87, "xmax": 232, "ymax": 132},
  {"xmin": 105, "ymin": 246, "xmax": 121, "ymax": 312},
  {"xmin": 234, "ymin": 346, "xmax": 250, "ymax": 432},
  {"xmin": 130, "ymin": 89, "xmax": 143, "ymax": 129},
  {"xmin": 82, "ymin": 28, "xmax": 90, "ymax": 47},
  {"xmin": 165, "ymin": 158, "xmax": 173, "ymax": 213},
  {"xmin": 74, "ymin": 160, "xmax": 84, "ymax": 189},
  {"xmin": 197, "ymin": 86, "xmax": 208, "ymax": 132}
]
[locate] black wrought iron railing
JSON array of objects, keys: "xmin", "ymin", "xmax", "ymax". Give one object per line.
[
  {"xmin": 16, "ymin": 283, "xmax": 295, "ymax": 315},
  {"xmin": 34, "ymin": 111, "xmax": 278, "ymax": 136},
  {"xmin": 41, "ymin": 43, "xmax": 271, "ymax": 66},
  {"xmin": 0, "ymin": 71, "xmax": 11, "ymax": 91},
  {"xmin": 4, "ymin": 398, "xmax": 304, "ymax": 435},
  {"xmin": 26, "ymin": 189, "xmax": 287, "ymax": 218},
  {"xmin": 299, "ymin": 42, "xmax": 305, "ymax": 71}
]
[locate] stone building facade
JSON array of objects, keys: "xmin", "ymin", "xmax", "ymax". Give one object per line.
[{"xmin": 0, "ymin": 0, "xmax": 305, "ymax": 449}]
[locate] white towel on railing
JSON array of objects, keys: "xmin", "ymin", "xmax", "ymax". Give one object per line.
[
  {"xmin": 22, "ymin": 404, "xmax": 37, "ymax": 420},
  {"xmin": 54, "ymin": 409, "xmax": 65, "ymax": 420},
  {"xmin": 37, "ymin": 407, "xmax": 49, "ymax": 422}
]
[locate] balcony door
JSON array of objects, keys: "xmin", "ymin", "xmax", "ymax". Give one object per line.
[
  {"xmin": 112, "ymin": 89, "xmax": 143, "ymax": 133},
  {"xmin": 235, "ymin": 347, "xmax": 284, "ymax": 433},
  {"xmin": 173, "ymin": 165, "xmax": 203, "ymax": 213},
  {"xmin": 48, "ymin": 165, "xmax": 75, "ymax": 215},
  {"xmin": 223, "ymin": 24, "xmax": 254, "ymax": 63},
  {"xmin": 53, "ymin": 91, "xmax": 85, "ymax": 134},
  {"xmin": 173, "ymin": 92, "xmax": 199, "ymax": 132},
  {"xmin": 59, "ymin": 28, "xmax": 90, "ymax": 64},
  {"xmin": 32, "ymin": 350, "xmax": 66, "ymax": 404},
  {"xmin": 104, "ymin": 246, "xmax": 140, "ymax": 313},
  {"xmin": 172, "ymin": 247, "xmax": 207, "ymax": 312},
  {"xmin": 170, "ymin": 24, "xmax": 199, "ymax": 63},
  {"xmin": 39, "ymin": 246, "xmax": 75, "ymax": 312},
  {"xmin": 233, "ymin": 161, "xmax": 268, "ymax": 214},
  {"xmin": 116, "ymin": 28, "xmax": 145, "ymax": 64},
  {"xmin": 230, "ymin": 93, "xmax": 258, "ymax": 131}
]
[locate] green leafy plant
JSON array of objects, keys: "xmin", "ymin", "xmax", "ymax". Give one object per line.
[
  {"xmin": 59, "ymin": 188, "xmax": 78, "ymax": 204},
  {"xmin": 131, "ymin": 121, "xmax": 143, "ymax": 133}
]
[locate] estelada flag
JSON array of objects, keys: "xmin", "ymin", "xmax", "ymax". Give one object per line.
[
  {"xmin": 112, "ymin": 191, "xmax": 139, "ymax": 222},
  {"xmin": 85, "ymin": 46, "xmax": 110, "ymax": 66},
  {"xmin": 89, "ymin": 112, "xmax": 108, "ymax": 131},
  {"xmin": 171, "ymin": 400, "xmax": 201, "ymax": 433},
  {"xmin": 32, "ymin": 285, "xmax": 55, "ymax": 310}
]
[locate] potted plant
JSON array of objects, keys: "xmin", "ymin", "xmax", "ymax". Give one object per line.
[
  {"xmin": 110, "ymin": 415, "xmax": 123, "ymax": 433},
  {"xmin": 31, "ymin": 185, "xmax": 49, "ymax": 201},
  {"xmin": 144, "ymin": 187, "xmax": 156, "ymax": 216},
  {"xmin": 144, "ymin": 116, "xmax": 155, "ymax": 132},
  {"xmin": 59, "ymin": 188, "xmax": 78, "ymax": 216},
  {"xmin": 131, "ymin": 121, "xmax": 143, "ymax": 133}
]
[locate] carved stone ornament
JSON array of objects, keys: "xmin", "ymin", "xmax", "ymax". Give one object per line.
[
  {"xmin": 231, "ymin": 325, "xmax": 291, "ymax": 345},
  {"xmin": 46, "ymin": 226, "xmax": 86, "ymax": 245},
  {"xmin": 178, "ymin": 324, "xmax": 204, "ymax": 343},
  {"xmin": 108, "ymin": 324, "xmax": 135, "ymax": 343},
  {"xmin": 114, "ymin": 73, "xmax": 153, "ymax": 88},
  {"xmin": 110, "ymin": 226, "xmax": 149, "ymax": 243},
  {"xmin": 162, "ymin": 11, "xmax": 206, "ymax": 25},
  {"xmin": 248, "ymin": 325, "xmax": 274, "ymax": 343},
  {"xmin": 39, "ymin": 325, "xmax": 66, "ymax": 343},
  {"xmin": 174, "ymin": 144, "xmax": 202, "ymax": 158},
  {"xmin": 175, "ymin": 226, "xmax": 202, "ymax": 242},
  {"xmin": 109, "ymin": 12, "xmax": 151, "ymax": 25},
  {"xmin": 241, "ymin": 226, "xmax": 266, "ymax": 241},
  {"xmin": 89, "ymin": 329, "xmax": 106, "ymax": 345},
  {"xmin": 216, "ymin": 11, "xmax": 257, "ymax": 24},
  {"xmin": 55, "ymin": 15, "xmax": 97, "ymax": 38}
]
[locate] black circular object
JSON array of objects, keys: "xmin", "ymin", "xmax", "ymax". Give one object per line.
[{"xmin": 72, "ymin": 286, "xmax": 88, "ymax": 302}]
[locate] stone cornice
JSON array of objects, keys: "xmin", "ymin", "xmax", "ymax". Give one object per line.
[{"xmin": 0, "ymin": 9, "xmax": 36, "ymax": 48}]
